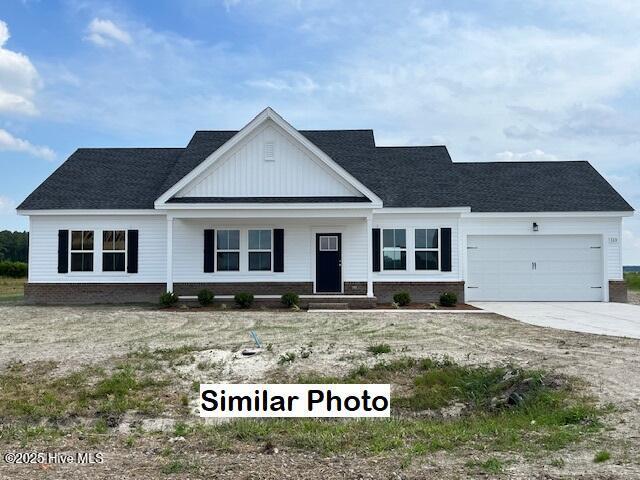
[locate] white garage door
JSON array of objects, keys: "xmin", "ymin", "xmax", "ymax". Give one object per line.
[{"xmin": 466, "ymin": 235, "xmax": 603, "ymax": 301}]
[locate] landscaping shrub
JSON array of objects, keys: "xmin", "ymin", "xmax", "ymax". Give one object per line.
[
  {"xmin": 159, "ymin": 291, "xmax": 178, "ymax": 307},
  {"xmin": 281, "ymin": 292, "xmax": 300, "ymax": 307},
  {"xmin": 197, "ymin": 289, "xmax": 214, "ymax": 306},
  {"xmin": 393, "ymin": 291, "xmax": 411, "ymax": 306},
  {"xmin": 0, "ymin": 261, "xmax": 27, "ymax": 278},
  {"xmin": 439, "ymin": 292, "xmax": 457, "ymax": 307},
  {"xmin": 234, "ymin": 292, "xmax": 254, "ymax": 308}
]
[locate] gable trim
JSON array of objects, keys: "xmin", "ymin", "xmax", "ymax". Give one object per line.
[{"xmin": 154, "ymin": 108, "xmax": 383, "ymax": 208}]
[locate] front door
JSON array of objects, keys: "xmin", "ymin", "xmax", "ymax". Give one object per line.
[{"xmin": 316, "ymin": 233, "xmax": 342, "ymax": 293}]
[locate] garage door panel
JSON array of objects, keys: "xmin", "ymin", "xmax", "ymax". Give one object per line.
[{"xmin": 467, "ymin": 235, "xmax": 603, "ymax": 301}]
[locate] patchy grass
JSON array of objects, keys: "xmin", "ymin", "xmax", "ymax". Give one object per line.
[
  {"xmin": 188, "ymin": 357, "xmax": 603, "ymax": 457},
  {"xmin": 367, "ymin": 343, "xmax": 392, "ymax": 355},
  {"xmin": 624, "ymin": 272, "xmax": 640, "ymax": 291},
  {"xmin": 0, "ymin": 276, "xmax": 24, "ymax": 301},
  {"xmin": 0, "ymin": 358, "xmax": 173, "ymax": 426},
  {"xmin": 0, "ymin": 349, "xmax": 604, "ymax": 462},
  {"xmin": 594, "ymin": 450, "xmax": 611, "ymax": 463},
  {"xmin": 466, "ymin": 457, "xmax": 505, "ymax": 474}
]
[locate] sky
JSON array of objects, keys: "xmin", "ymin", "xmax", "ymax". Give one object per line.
[{"xmin": 0, "ymin": 0, "xmax": 638, "ymax": 263}]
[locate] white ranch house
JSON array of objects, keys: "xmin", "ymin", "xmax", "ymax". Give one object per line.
[{"xmin": 18, "ymin": 108, "xmax": 634, "ymax": 306}]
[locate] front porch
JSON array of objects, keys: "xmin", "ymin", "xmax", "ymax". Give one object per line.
[{"xmin": 164, "ymin": 207, "xmax": 376, "ymax": 306}]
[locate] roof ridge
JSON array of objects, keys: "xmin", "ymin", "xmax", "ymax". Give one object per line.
[
  {"xmin": 376, "ymin": 145, "xmax": 446, "ymax": 149},
  {"xmin": 75, "ymin": 147, "xmax": 184, "ymax": 151},
  {"xmin": 456, "ymin": 160, "xmax": 590, "ymax": 165}
]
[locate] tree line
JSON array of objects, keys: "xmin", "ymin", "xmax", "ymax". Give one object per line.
[{"xmin": 0, "ymin": 231, "xmax": 29, "ymax": 262}]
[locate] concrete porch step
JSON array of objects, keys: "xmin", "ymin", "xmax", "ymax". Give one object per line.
[{"xmin": 308, "ymin": 302, "xmax": 349, "ymax": 310}]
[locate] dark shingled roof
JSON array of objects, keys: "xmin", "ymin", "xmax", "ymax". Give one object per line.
[
  {"xmin": 18, "ymin": 130, "xmax": 633, "ymax": 212},
  {"xmin": 19, "ymin": 148, "xmax": 183, "ymax": 209}
]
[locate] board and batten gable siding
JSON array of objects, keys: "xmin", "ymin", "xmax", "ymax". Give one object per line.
[
  {"xmin": 28, "ymin": 215, "xmax": 166, "ymax": 283},
  {"xmin": 171, "ymin": 218, "xmax": 369, "ymax": 283},
  {"xmin": 371, "ymin": 213, "xmax": 461, "ymax": 282},
  {"xmin": 460, "ymin": 216, "xmax": 624, "ymax": 281},
  {"xmin": 176, "ymin": 120, "xmax": 361, "ymax": 198}
]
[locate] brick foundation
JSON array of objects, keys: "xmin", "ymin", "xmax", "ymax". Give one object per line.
[
  {"xmin": 344, "ymin": 282, "xmax": 367, "ymax": 295},
  {"xmin": 609, "ymin": 280, "xmax": 628, "ymax": 303},
  {"xmin": 24, "ymin": 283, "xmax": 165, "ymax": 305},
  {"xmin": 173, "ymin": 282, "xmax": 314, "ymax": 296},
  {"xmin": 373, "ymin": 281, "xmax": 465, "ymax": 304},
  {"xmin": 24, "ymin": 280, "xmax": 462, "ymax": 307}
]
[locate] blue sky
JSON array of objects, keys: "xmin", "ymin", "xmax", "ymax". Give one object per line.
[{"xmin": 0, "ymin": 0, "xmax": 638, "ymax": 263}]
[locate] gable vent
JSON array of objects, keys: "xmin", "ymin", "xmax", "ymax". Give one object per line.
[{"xmin": 264, "ymin": 142, "xmax": 275, "ymax": 161}]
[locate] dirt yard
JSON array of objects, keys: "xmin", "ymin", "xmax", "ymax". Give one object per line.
[{"xmin": 1, "ymin": 305, "xmax": 639, "ymax": 479}]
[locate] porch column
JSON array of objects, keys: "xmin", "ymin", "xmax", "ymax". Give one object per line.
[
  {"xmin": 166, "ymin": 215, "xmax": 173, "ymax": 293},
  {"xmin": 366, "ymin": 215, "xmax": 374, "ymax": 297}
]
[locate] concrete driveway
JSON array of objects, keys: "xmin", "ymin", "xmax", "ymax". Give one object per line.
[{"xmin": 470, "ymin": 302, "xmax": 640, "ymax": 339}]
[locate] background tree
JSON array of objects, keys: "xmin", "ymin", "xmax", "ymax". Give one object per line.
[{"xmin": 0, "ymin": 231, "xmax": 29, "ymax": 262}]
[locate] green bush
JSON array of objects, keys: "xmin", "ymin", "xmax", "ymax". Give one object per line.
[
  {"xmin": 0, "ymin": 261, "xmax": 27, "ymax": 278},
  {"xmin": 393, "ymin": 291, "xmax": 411, "ymax": 306},
  {"xmin": 234, "ymin": 292, "xmax": 254, "ymax": 308},
  {"xmin": 197, "ymin": 289, "xmax": 214, "ymax": 306},
  {"xmin": 159, "ymin": 291, "xmax": 178, "ymax": 307},
  {"xmin": 281, "ymin": 292, "xmax": 300, "ymax": 307},
  {"xmin": 439, "ymin": 292, "xmax": 457, "ymax": 307}
]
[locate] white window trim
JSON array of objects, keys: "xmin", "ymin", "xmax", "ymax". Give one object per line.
[
  {"xmin": 69, "ymin": 230, "xmax": 95, "ymax": 273},
  {"xmin": 376, "ymin": 225, "xmax": 451, "ymax": 275},
  {"xmin": 319, "ymin": 235, "xmax": 339, "ymax": 251},
  {"xmin": 215, "ymin": 228, "xmax": 241, "ymax": 272},
  {"xmin": 102, "ymin": 230, "xmax": 127, "ymax": 273},
  {"xmin": 248, "ymin": 228, "xmax": 274, "ymax": 272},
  {"xmin": 381, "ymin": 228, "xmax": 407, "ymax": 271},
  {"xmin": 415, "ymin": 228, "xmax": 441, "ymax": 272}
]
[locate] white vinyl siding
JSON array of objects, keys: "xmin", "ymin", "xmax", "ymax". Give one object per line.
[
  {"xmin": 176, "ymin": 119, "xmax": 361, "ymax": 198},
  {"xmin": 372, "ymin": 213, "xmax": 461, "ymax": 281},
  {"xmin": 28, "ymin": 215, "xmax": 166, "ymax": 283},
  {"xmin": 172, "ymin": 218, "xmax": 368, "ymax": 283}
]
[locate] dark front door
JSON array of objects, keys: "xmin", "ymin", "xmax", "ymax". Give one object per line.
[{"xmin": 316, "ymin": 233, "xmax": 342, "ymax": 293}]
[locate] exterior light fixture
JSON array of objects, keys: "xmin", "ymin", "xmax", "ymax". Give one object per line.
[{"xmin": 532, "ymin": 222, "xmax": 539, "ymax": 232}]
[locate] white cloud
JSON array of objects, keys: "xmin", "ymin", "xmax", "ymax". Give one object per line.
[
  {"xmin": 0, "ymin": 128, "xmax": 55, "ymax": 161},
  {"xmin": 0, "ymin": 20, "xmax": 41, "ymax": 115},
  {"xmin": 85, "ymin": 18, "xmax": 132, "ymax": 47},
  {"xmin": 247, "ymin": 72, "xmax": 318, "ymax": 94},
  {"xmin": 503, "ymin": 124, "xmax": 542, "ymax": 140},
  {"xmin": 0, "ymin": 195, "xmax": 16, "ymax": 214},
  {"xmin": 495, "ymin": 149, "xmax": 559, "ymax": 161}
]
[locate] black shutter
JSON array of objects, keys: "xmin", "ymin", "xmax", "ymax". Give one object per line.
[
  {"xmin": 273, "ymin": 228, "xmax": 284, "ymax": 272},
  {"xmin": 204, "ymin": 229, "xmax": 215, "ymax": 272},
  {"xmin": 58, "ymin": 230, "xmax": 68, "ymax": 273},
  {"xmin": 127, "ymin": 230, "xmax": 139, "ymax": 273},
  {"xmin": 441, "ymin": 228, "xmax": 452, "ymax": 272},
  {"xmin": 372, "ymin": 228, "xmax": 381, "ymax": 272}
]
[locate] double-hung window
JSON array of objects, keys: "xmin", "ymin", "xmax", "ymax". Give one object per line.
[
  {"xmin": 216, "ymin": 230, "xmax": 240, "ymax": 271},
  {"xmin": 70, "ymin": 230, "xmax": 94, "ymax": 272},
  {"xmin": 415, "ymin": 228, "xmax": 439, "ymax": 270},
  {"xmin": 248, "ymin": 229, "xmax": 272, "ymax": 271},
  {"xmin": 382, "ymin": 229, "xmax": 406, "ymax": 270},
  {"xmin": 103, "ymin": 230, "xmax": 126, "ymax": 272}
]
